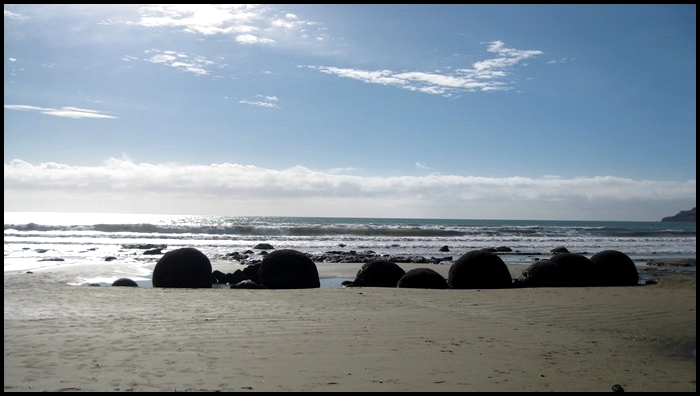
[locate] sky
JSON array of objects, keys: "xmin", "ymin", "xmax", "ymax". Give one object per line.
[{"xmin": 3, "ymin": 4, "xmax": 696, "ymax": 221}]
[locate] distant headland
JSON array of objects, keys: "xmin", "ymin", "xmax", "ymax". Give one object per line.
[{"xmin": 661, "ymin": 207, "xmax": 696, "ymax": 222}]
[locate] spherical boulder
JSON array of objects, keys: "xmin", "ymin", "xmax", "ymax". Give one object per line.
[
  {"xmin": 397, "ymin": 267, "xmax": 448, "ymax": 289},
  {"xmin": 111, "ymin": 277, "xmax": 138, "ymax": 287},
  {"xmin": 448, "ymin": 250, "xmax": 512, "ymax": 289},
  {"xmin": 152, "ymin": 247, "xmax": 212, "ymax": 288},
  {"xmin": 548, "ymin": 253, "xmax": 594, "ymax": 287},
  {"xmin": 352, "ymin": 259, "xmax": 406, "ymax": 287},
  {"xmin": 589, "ymin": 250, "xmax": 639, "ymax": 286},
  {"xmin": 258, "ymin": 249, "xmax": 320, "ymax": 289},
  {"xmin": 518, "ymin": 260, "xmax": 565, "ymax": 288}
]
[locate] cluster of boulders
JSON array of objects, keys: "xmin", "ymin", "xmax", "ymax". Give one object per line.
[
  {"xmin": 341, "ymin": 248, "xmax": 639, "ymax": 289},
  {"xmin": 112, "ymin": 246, "xmax": 641, "ymax": 290},
  {"xmin": 516, "ymin": 250, "xmax": 639, "ymax": 288},
  {"xmin": 149, "ymin": 247, "xmax": 320, "ymax": 289}
]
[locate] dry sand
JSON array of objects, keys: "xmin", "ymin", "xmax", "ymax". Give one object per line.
[{"xmin": 4, "ymin": 262, "xmax": 696, "ymax": 392}]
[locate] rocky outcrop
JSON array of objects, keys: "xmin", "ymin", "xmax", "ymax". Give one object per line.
[
  {"xmin": 212, "ymin": 265, "xmax": 260, "ymax": 285},
  {"xmin": 661, "ymin": 207, "xmax": 696, "ymax": 222}
]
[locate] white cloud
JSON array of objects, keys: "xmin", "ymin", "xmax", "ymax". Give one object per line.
[
  {"xmin": 4, "ymin": 158, "xmax": 695, "ymax": 221},
  {"xmin": 235, "ymin": 33, "xmax": 275, "ymax": 45},
  {"xmin": 142, "ymin": 49, "xmax": 224, "ymax": 76},
  {"xmin": 126, "ymin": 4, "xmax": 327, "ymax": 46},
  {"xmin": 238, "ymin": 95, "xmax": 280, "ymax": 108},
  {"xmin": 4, "ymin": 9, "xmax": 28, "ymax": 21},
  {"xmin": 310, "ymin": 40, "xmax": 543, "ymax": 96},
  {"xmin": 4, "ymin": 104, "xmax": 117, "ymax": 119}
]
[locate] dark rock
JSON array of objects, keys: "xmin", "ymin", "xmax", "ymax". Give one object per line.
[
  {"xmin": 352, "ymin": 259, "xmax": 406, "ymax": 287},
  {"xmin": 254, "ymin": 243, "xmax": 275, "ymax": 250},
  {"xmin": 111, "ymin": 278, "xmax": 138, "ymax": 287},
  {"xmin": 548, "ymin": 253, "xmax": 594, "ymax": 287},
  {"xmin": 152, "ymin": 247, "xmax": 213, "ymax": 288},
  {"xmin": 105, "ymin": 256, "xmax": 118, "ymax": 261},
  {"xmin": 212, "ymin": 270, "xmax": 229, "ymax": 284},
  {"xmin": 612, "ymin": 384, "xmax": 625, "ymax": 392},
  {"xmin": 439, "ymin": 245, "xmax": 450, "ymax": 252},
  {"xmin": 143, "ymin": 248, "xmax": 164, "ymax": 255},
  {"xmin": 589, "ymin": 250, "xmax": 639, "ymax": 286},
  {"xmin": 550, "ymin": 246, "xmax": 570, "ymax": 254},
  {"xmin": 661, "ymin": 207, "xmax": 695, "ymax": 222},
  {"xmin": 518, "ymin": 260, "xmax": 565, "ymax": 288},
  {"xmin": 397, "ymin": 268, "xmax": 448, "ymax": 289},
  {"xmin": 212, "ymin": 265, "xmax": 260, "ymax": 285},
  {"xmin": 448, "ymin": 250, "xmax": 512, "ymax": 289},
  {"xmin": 258, "ymin": 249, "xmax": 320, "ymax": 289},
  {"xmin": 237, "ymin": 264, "xmax": 261, "ymax": 284}
]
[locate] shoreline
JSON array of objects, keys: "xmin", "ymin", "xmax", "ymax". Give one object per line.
[
  {"xmin": 6, "ymin": 257, "xmax": 696, "ymax": 288},
  {"xmin": 4, "ymin": 259, "xmax": 696, "ymax": 392}
]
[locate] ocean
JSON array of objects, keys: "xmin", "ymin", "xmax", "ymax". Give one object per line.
[{"xmin": 4, "ymin": 212, "xmax": 696, "ymax": 287}]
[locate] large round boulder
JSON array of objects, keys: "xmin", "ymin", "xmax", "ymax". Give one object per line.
[
  {"xmin": 352, "ymin": 259, "xmax": 406, "ymax": 287},
  {"xmin": 548, "ymin": 253, "xmax": 594, "ymax": 287},
  {"xmin": 111, "ymin": 277, "xmax": 138, "ymax": 287},
  {"xmin": 448, "ymin": 250, "xmax": 513, "ymax": 289},
  {"xmin": 258, "ymin": 249, "xmax": 320, "ymax": 289},
  {"xmin": 152, "ymin": 247, "xmax": 212, "ymax": 288},
  {"xmin": 589, "ymin": 250, "xmax": 639, "ymax": 286},
  {"xmin": 397, "ymin": 267, "xmax": 448, "ymax": 289},
  {"xmin": 518, "ymin": 260, "xmax": 565, "ymax": 288}
]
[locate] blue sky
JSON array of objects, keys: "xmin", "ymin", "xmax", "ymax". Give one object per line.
[{"xmin": 4, "ymin": 4, "xmax": 696, "ymax": 221}]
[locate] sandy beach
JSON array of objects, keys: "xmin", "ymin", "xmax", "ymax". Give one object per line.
[{"xmin": 4, "ymin": 261, "xmax": 696, "ymax": 392}]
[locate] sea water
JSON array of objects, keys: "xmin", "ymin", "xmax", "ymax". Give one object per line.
[{"xmin": 4, "ymin": 212, "xmax": 696, "ymax": 286}]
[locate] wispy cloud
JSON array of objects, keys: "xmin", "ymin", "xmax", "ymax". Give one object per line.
[
  {"xmin": 4, "ymin": 104, "xmax": 117, "ymax": 119},
  {"xmin": 238, "ymin": 95, "xmax": 280, "ymax": 108},
  {"xmin": 142, "ymin": 49, "xmax": 226, "ymax": 76},
  {"xmin": 309, "ymin": 40, "xmax": 543, "ymax": 97},
  {"xmin": 4, "ymin": 8, "xmax": 28, "ymax": 21},
  {"xmin": 4, "ymin": 157, "xmax": 695, "ymax": 220}
]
